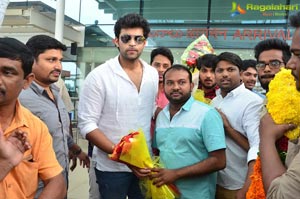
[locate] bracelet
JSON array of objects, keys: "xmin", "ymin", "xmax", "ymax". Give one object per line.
[{"xmin": 73, "ymin": 148, "xmax": 82, "ymax": 156}]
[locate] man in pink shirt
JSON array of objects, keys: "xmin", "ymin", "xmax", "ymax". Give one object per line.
[{"xmin": 150, "ymin": 47, "xmax": 174, "ymax": 140}]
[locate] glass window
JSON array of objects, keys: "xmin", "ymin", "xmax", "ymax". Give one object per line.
[
  {"xmin": 83, "ymin": 0, "xmax": 299, "ymax": 48},
  {"xmin": 143, "ymin": 0, "xmax": 208, "ymax": 23}
]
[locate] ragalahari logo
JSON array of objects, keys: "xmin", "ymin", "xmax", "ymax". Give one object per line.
[{"xmin": 231, "ymin": 2, "xmax": 246, "ymax": 17}]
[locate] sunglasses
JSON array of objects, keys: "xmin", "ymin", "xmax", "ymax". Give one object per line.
[
  {"xmin": 256, "ymin": 60, "xmax": 284, "ymax": 70},
  {"xmin": 119, "ymin": 34, "xmax": 146, "ymax": 44}
]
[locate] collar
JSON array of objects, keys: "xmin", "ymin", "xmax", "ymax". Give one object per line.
[
  {"xmin": 182, "ymin": 96, "xmax": 195, "ymax": 111},
  {"xmin": 229, "ymin": 83, "xmax": 246, "ymax": 97},
  {"xmin": 30, "ymin": 81, "xmax": 59, "ymax": 96},
  {"xmin": 220, "ymin": 83, "xmax": 245, "ymax": 98},
  {"xmin": 112, "ymin": 55, "xmax": 147, "ymax": 77},
  {"xmin": 165, "ymin": 96, "xmax": 194, "ymax": 113},
  {"xmin": 4, "ymin": 100, "xmax": 29, "ymax": 134}
]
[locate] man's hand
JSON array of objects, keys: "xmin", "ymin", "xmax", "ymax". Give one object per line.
[
  {"xmin": 0, "ymin": 128, "xmax": 31, "ymax": 180},
  {"xmin": 216, "ymin": 108, "xmax": 231, "ymax": 132},
  {"xmin": 150, "ymin": 168, "xmax": 178, "ymax": 187},
  {"xmin": 216, "ymin": 108, "xmax": 250, "ymax": 151},
  {"xmin": 69, "ymin": 152, "xmax": 77, "ymax": 171},
  {"xmin": 259, "ymin": 113, "xmax": 296, "ymax": 141},
  {"xmin": 127, "ymin": 165, "xmax": 151, "ymax": 178},
  {"xmin": 0, "ymin": 129, "xmax": 31, "ymax": 167},
  {"xmin": 76, "ymin": 151, "xmax": 90, "ymax": 169},
  {"xmin": 259, "ymin": 113, "xmax": 297, "ymax": 192},
  {"xmin": 69, "ymin": 149, "xmax": 90, "ymax": 171}
]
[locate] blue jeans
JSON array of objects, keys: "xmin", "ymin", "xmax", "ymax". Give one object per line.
[{"xmin": 95, "ymin": 169, "xmax": 144, "ymax": 199}]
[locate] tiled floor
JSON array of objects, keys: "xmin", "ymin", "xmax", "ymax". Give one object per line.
[{"xmin": 68, "ymin": 138, "xmax": 90, "ymax": 199}]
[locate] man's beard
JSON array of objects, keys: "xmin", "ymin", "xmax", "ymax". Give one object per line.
[{"xmin": 202, "ymin": 83, "xmax": 216, "ymax": 90}]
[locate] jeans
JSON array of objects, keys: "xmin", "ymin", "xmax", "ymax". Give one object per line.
[{"xmin": 95, "ymin": 169, "xmax": 143, "ymax": 199}]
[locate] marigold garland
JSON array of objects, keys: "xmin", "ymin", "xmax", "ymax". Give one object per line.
[
  {"xmin": 246, "ymin": 157, "xmax": 265, "ymax": 199},
  {"xmin": 266, "ymin": 68, "xmax": 300, "ymax": 140},
  {"xmin": 246, "ymin": 68, "xmax": 300, "ymax": 199}
]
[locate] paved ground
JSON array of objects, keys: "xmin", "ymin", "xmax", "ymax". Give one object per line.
[{"xmin": 68, "ymin": 138, "xmax": 89, "ymax": 199}]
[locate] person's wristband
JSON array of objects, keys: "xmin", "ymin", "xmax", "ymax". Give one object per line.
[{"xmin": 73, "ymin": 148, "xmax": 82, "ymax": 156}]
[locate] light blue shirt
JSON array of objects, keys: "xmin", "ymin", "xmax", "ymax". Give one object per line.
[
  {"xmin": 253, "ymin": 89, "xmax": 266, "ymax": 99},
  {"xmin": 154, "ymin": 97, "xmax": 226, "ymax": 199}
]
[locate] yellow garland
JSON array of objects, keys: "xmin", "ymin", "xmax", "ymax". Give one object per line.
[{"xmin": 266, "ymin": 68, "xmax": 300, "ymax": 140}]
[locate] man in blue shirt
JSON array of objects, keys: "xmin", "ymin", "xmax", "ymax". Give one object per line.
[{"xmin": 152, "ymin": 64, "xmax": 226, "ymax": 199}]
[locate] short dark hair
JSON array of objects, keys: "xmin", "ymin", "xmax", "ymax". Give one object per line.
[
  {"xmin": 241, "ymin": 59, "xmax": 257, "ymax": 72},
  {"xmin": 26, "ymin": 35, "xmax": 67, "ymax": 59},
  {"xmin": 163, "ymin": 64, "xmax": 192, "ymax": 83},
  {"xmin": 290, "ymin": 11, "xmax": 300, "ymax": 28},
  {"xmin": 150, "ymin": 47, "xmax": 174, "ymax": 65},
  {"xmin": 0, "ymin": 37, "xmax": 34, "ymax": 78},
  {"xmin": 196, "ymin": 54, "xmax": 217, "ymax": 70},
  {"xmin": 254, "ymin": 38, "xmax": 291, "ymax": 64},
  {"xmin": 214, "ymin": 52, "xmax": 243, "ymax": 71},
  {"xmin": 114, "ymin": 13, "xmax": 150, "ymax": 39}
]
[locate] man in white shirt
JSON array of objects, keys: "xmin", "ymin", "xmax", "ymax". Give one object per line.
[
  {"xmin": 77, "ymin": 13, "xmax": 158, "ymax": 199},
  {"xmin": 211, "ymin": 52, "xmax": 264, "ymax": 199}
]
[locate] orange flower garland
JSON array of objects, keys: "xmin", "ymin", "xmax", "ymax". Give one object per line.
[{"xmin": 246, "ymin": 157, "xmax": 265, "ymax": 199}]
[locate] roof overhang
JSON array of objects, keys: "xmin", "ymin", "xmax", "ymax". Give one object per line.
[{"xmin": 0, "ymin": 1, "xmax": 85, "ymax": 47}]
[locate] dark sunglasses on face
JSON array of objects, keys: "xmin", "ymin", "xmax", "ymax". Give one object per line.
[
  {"xmin": 120, "ymin": 34, "xmax": 146, "ymax": 44},
  {"xmin": 256, "ymin": 60, "xmax": 284, "ymax": 70}
]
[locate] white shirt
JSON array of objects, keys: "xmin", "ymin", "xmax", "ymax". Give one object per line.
[
  {"xmin": 78, "ymin": 56, "xmax": 158, "ymax": 172},
  {"xmin": 211, "ymin": 84, "xmax": 263, "ymax": 190},
  {"xmin": 55, "ymin": 77, "xmax": 74, "ymax": 113}
]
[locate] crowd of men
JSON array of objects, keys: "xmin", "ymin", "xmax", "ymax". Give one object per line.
[{"xmin": 0, "ymin": 10, "xmax": 299, "ymax": 199}]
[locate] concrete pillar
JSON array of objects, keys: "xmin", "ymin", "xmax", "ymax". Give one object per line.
[
  {"xmin": 0, "ymin": 0, "xmax": 9, "ymax": 26},
  {"xmin": 55, "ymin": 0, "xmax": 65, "ymax": 42}
]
